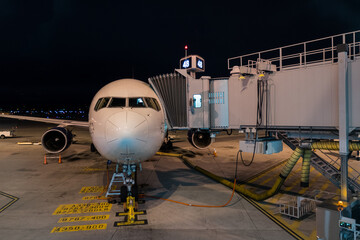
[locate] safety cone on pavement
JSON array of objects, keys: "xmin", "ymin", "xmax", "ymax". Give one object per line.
[
  {"xmin": 213, "ymin": 148, "xmax": 217, "ymax": 157},
  {"xmin": 58, "ymin": 154, "xmax": 62, "ymax": 164},
  {"xmin": 43, "ymin": 155, "xmax": 47, "ymax": 164}
]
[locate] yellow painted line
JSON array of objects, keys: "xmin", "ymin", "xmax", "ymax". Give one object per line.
[
  {"xmin": 308, "ymin": 229, "xmax": 318, "ymax": 240},
  {"xmin": 79, "ymin": 186, "xmax": 116, "ymax": 194},
  {"xmin": 250, "ymin": 199, "xmax": 306, "ymax": 240},
  {"xmin": 58, "ymin": 215, "xmax": 109, "ymax": 223},
  {"xmin": 53, "ymin": 203, "xmax": 112, "ymax": 215},
  {"xmin": 266, "ymin": 193, "xmax": 284, "ymax": 204},
  {"xmin": 0, "ymin": 191, "xmax": 19, "ymax": 213},
  {"xmin": 82, "ymin": 196, "xmax": 102, "ymax": 200},
  {"xmin": 247, "ymin": 159, "xmax": 288, "ymax": 183},
  {"xmin": 114, "ymin": 220, "xmax": 147, "ymax": 226},
  {"xmin": 117, "ymin": 211, "xmax": 146, "ymax": 216},
  {"xmin": 51, "ymin": 223, "xmax": 107, "ymax": 233},
  {"xmin": 315, "ymin": 182, "xmax": 330, "ymax": 199},
  {"xmin": 289, "ymin": 219, "xmax": 301, "ymax": 229}
]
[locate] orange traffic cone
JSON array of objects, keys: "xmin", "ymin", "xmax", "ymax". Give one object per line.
[
  {"xmin": 213, "ymin": 148, "xmax": 217, "ymax": 157},
  {"xmin": 58, "ymin": 154, "xmax": 62, "ymax": 164},
  {"xmin": 43, "ymin": 155, "xmax": 47, "ymax": 165}
]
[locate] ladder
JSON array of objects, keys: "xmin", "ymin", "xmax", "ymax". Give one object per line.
[
  {"xmin": 106, "ymin": 173, "xmax": 125, "ymax": 197},
  {"xmin": 277, "ymin": 131, "xmax": 360, "ymax": 193}
]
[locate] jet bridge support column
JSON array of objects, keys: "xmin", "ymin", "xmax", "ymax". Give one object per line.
[{"xmin": 338, "ymin": 44, "xmax": 349, "ymax": 202}]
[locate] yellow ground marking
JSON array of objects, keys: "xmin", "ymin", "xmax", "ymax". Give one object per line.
[
  {"xmin": 315, "ymin": 182, "xmax": 330, "ymax": 199},
  {"xmin": 284, "ymin": 167, "xmax": 303, "ymax": 191},
  {"xmin": 289, "ymin": 219, "xmax": 302, "ymax": 229},
  {"xmin": 51, "ymin": 223, "xmax": 107, "ymax": 233},
  {"xmin": 79, "ymin": 186, "xmax": 116, "ymax": 194},
  {"xmin": 247, "ymin": 160, "xmax": 287, "ymax": 183},
  {"xmin": 266, "ymin": 193, "xmax": 284, "ymax": 204},
  {"xmin": 117, "ymin": 211, "xmax": 146, "ymax": 216},
  {"xmin": 297, "ymin": 167, "xmax": 316, "ymax": 195},
  {"xmin": 53, "ymin": 203, "xmax": 112, "ymax": 215},
  {"xmin": 0, "ymin": 191, "xmax": 19, "ymax": 213},
  {"xmin": 309, "ymin": 229, "xmax": 318, "ymax": 240},
  {"xmin": 114, "ymin": 220, "xmax": 147, "ymax": 226},
  {"xmin": 58, "ymin": 215, "xmax": 109, "ymax": 223},
  {"xmin": 258, "ymin": 202, "xmax": 308, "ymax": 239},
  {"xmin": 82, "ymin": 196, "xmax": 102, "ymax": 200}
]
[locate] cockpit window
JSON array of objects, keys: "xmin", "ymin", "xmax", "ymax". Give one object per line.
[
  {"xmin": 94, "ymin": 97, "xmax": 110, "ymax": 111},
  {"xmin": 129, "ymin": 97, "xmax": 146, "ymax": 108},
  {"xmin": 145, "ymin": 97, "xmax": 161, "ymax": 111},
  {"xmin": 108, "ymin": 98, "xmax": 126, "ymax": 108}
]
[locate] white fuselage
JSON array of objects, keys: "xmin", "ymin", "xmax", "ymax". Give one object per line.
[{"xmin": 89, "ymin": 79, "xmax": 165, "ymax": 164}]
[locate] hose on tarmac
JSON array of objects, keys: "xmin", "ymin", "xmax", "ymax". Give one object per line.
[{"xmin": 154, "ymin": 147, "xmax": 304, "ymax": 202}]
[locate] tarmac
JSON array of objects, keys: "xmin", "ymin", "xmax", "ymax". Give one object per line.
[{"xmin": 0, "ymin": 118, "xmax": 343, "ymax": 240}]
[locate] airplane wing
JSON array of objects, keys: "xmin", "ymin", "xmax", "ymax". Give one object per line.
[{"xmin": 0, "ymin": 113, "xmax": 89, "ymax": 128}]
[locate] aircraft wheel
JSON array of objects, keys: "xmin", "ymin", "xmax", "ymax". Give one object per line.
[{"xmin": 0, "ymin": 135, "xmax": 5, "ymax": 139}]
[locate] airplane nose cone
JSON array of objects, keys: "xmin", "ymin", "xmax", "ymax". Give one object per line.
[{"xmin": 105, "ymin": 111, "xmax": 148, "ymax": 143}]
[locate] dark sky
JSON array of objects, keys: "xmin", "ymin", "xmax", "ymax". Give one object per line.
[{"xmin": 0, "ymin": 0, "xmax": 359, "ymax": 106}]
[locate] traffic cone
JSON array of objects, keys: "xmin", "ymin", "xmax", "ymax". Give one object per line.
[
  {"xmin": 43, "ymin": 155, "xmax": 47, "ymax": 165},
  {"xmin": 213, "ymin": 148, "xmax": 217, "ymax": 157},
  {"xmin": 58, "ymin": 154, "xmax": 62, "ymax": 164}
]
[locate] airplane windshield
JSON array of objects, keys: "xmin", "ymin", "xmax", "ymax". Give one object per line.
[
  {"xmin": 145, "ymin": 97, "xmax": 161, "ymax": 111},
  {"xmin": 108, "ymin": 98, "xmax": 126, "ymax": 108},
  {"xmin": 94, "ymin": 97, "xmax": 110, "ymax": 111},
  {"xmin": 129, "ymin": 97, "xmax": 146, "ymax": 108}
]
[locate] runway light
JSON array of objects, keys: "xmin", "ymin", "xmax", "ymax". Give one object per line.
[{"xmin": 185, "ymin": 45, "xmax": 188, "ymax": 50}]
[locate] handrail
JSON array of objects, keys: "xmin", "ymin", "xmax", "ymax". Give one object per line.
[{"xmin": 228, "ymin": 30, "xmax": 360, "ymax": 72}]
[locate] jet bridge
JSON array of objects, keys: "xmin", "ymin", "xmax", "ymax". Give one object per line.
[
  {"xmin": 150, "ymin": 30, "xmax": 360, "ymax": 136},
  {"xmin": 150, "ymin": 30, "xmax": 360, "ymax": 239}
]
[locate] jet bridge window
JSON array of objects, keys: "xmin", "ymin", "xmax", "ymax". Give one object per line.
[
  {"xmin": 94, "ymin": 97, "xmax": 110, "ymax": 111},
  {"xmin": 145, "ymin": 97, "xmax": 161, "ymax": 111},
  {"xmin": 129, "ymin": 97, "xmax": 146, "ymax": 108},
  {"xmin": 108, "ymin": 98, "xmax": 126, "ymax": 108},
  {"xmin": 193, "ymin": 94, "xmax": 202, "ymax": 108}
]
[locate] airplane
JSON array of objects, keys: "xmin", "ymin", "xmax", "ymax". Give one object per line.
[{"xmin": 0, "ymin": 78, "xmax": 166, "ymax": 202}]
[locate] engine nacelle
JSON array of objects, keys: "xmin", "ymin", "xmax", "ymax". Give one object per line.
[
  {"xmin": 187, "ymin": 129, "xmax": 212, "ymax": 149},
  {"xmin": 41, "ymin": 127, "xmax": 73, "ymax": 153}
]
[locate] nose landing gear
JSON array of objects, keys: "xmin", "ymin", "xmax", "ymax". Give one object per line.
[{"xmin": 106, "ymin": 161, "xmax": 147, "ymax": 226}]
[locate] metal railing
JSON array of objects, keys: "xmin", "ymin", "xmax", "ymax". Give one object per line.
[
  {"xmin": 279, "ymin": 196, "xmax": 318, "ymax": 219},
  {"xmin": 228, "ymin": 30, "xmax": 360, "ymax": 72}
]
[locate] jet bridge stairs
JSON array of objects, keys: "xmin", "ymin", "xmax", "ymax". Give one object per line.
[{"xmin": 277, "ymin": 131, "xmax": 360, "ymax": 194}]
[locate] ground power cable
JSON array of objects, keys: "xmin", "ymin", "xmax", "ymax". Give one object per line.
[{"xmin": 239, "ymin": 77, "xmax": 267, "ymax": 167}]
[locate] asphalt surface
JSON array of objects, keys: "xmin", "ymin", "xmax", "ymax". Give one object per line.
[{"xmin": 0, "ymin": 118, "xmax": 308, "ymax": 240}]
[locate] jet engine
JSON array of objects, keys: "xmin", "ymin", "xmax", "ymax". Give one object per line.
[
  {"xmin": 187, "ymin": 129, "xmax": 212, "ymax": 149},
  {"xmin": 41, "ymin": 127, "xmax": 73, "ymax": 153}
]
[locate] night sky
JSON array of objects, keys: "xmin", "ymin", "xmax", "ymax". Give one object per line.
[{"xmin": 0, "ymin": 0, "xmax": 359, "ymax": 107}]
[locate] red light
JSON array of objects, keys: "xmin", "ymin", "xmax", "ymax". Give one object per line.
[{"xmin": 185, "ymin": 45, "xmax": 188, "ymax": 50}]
